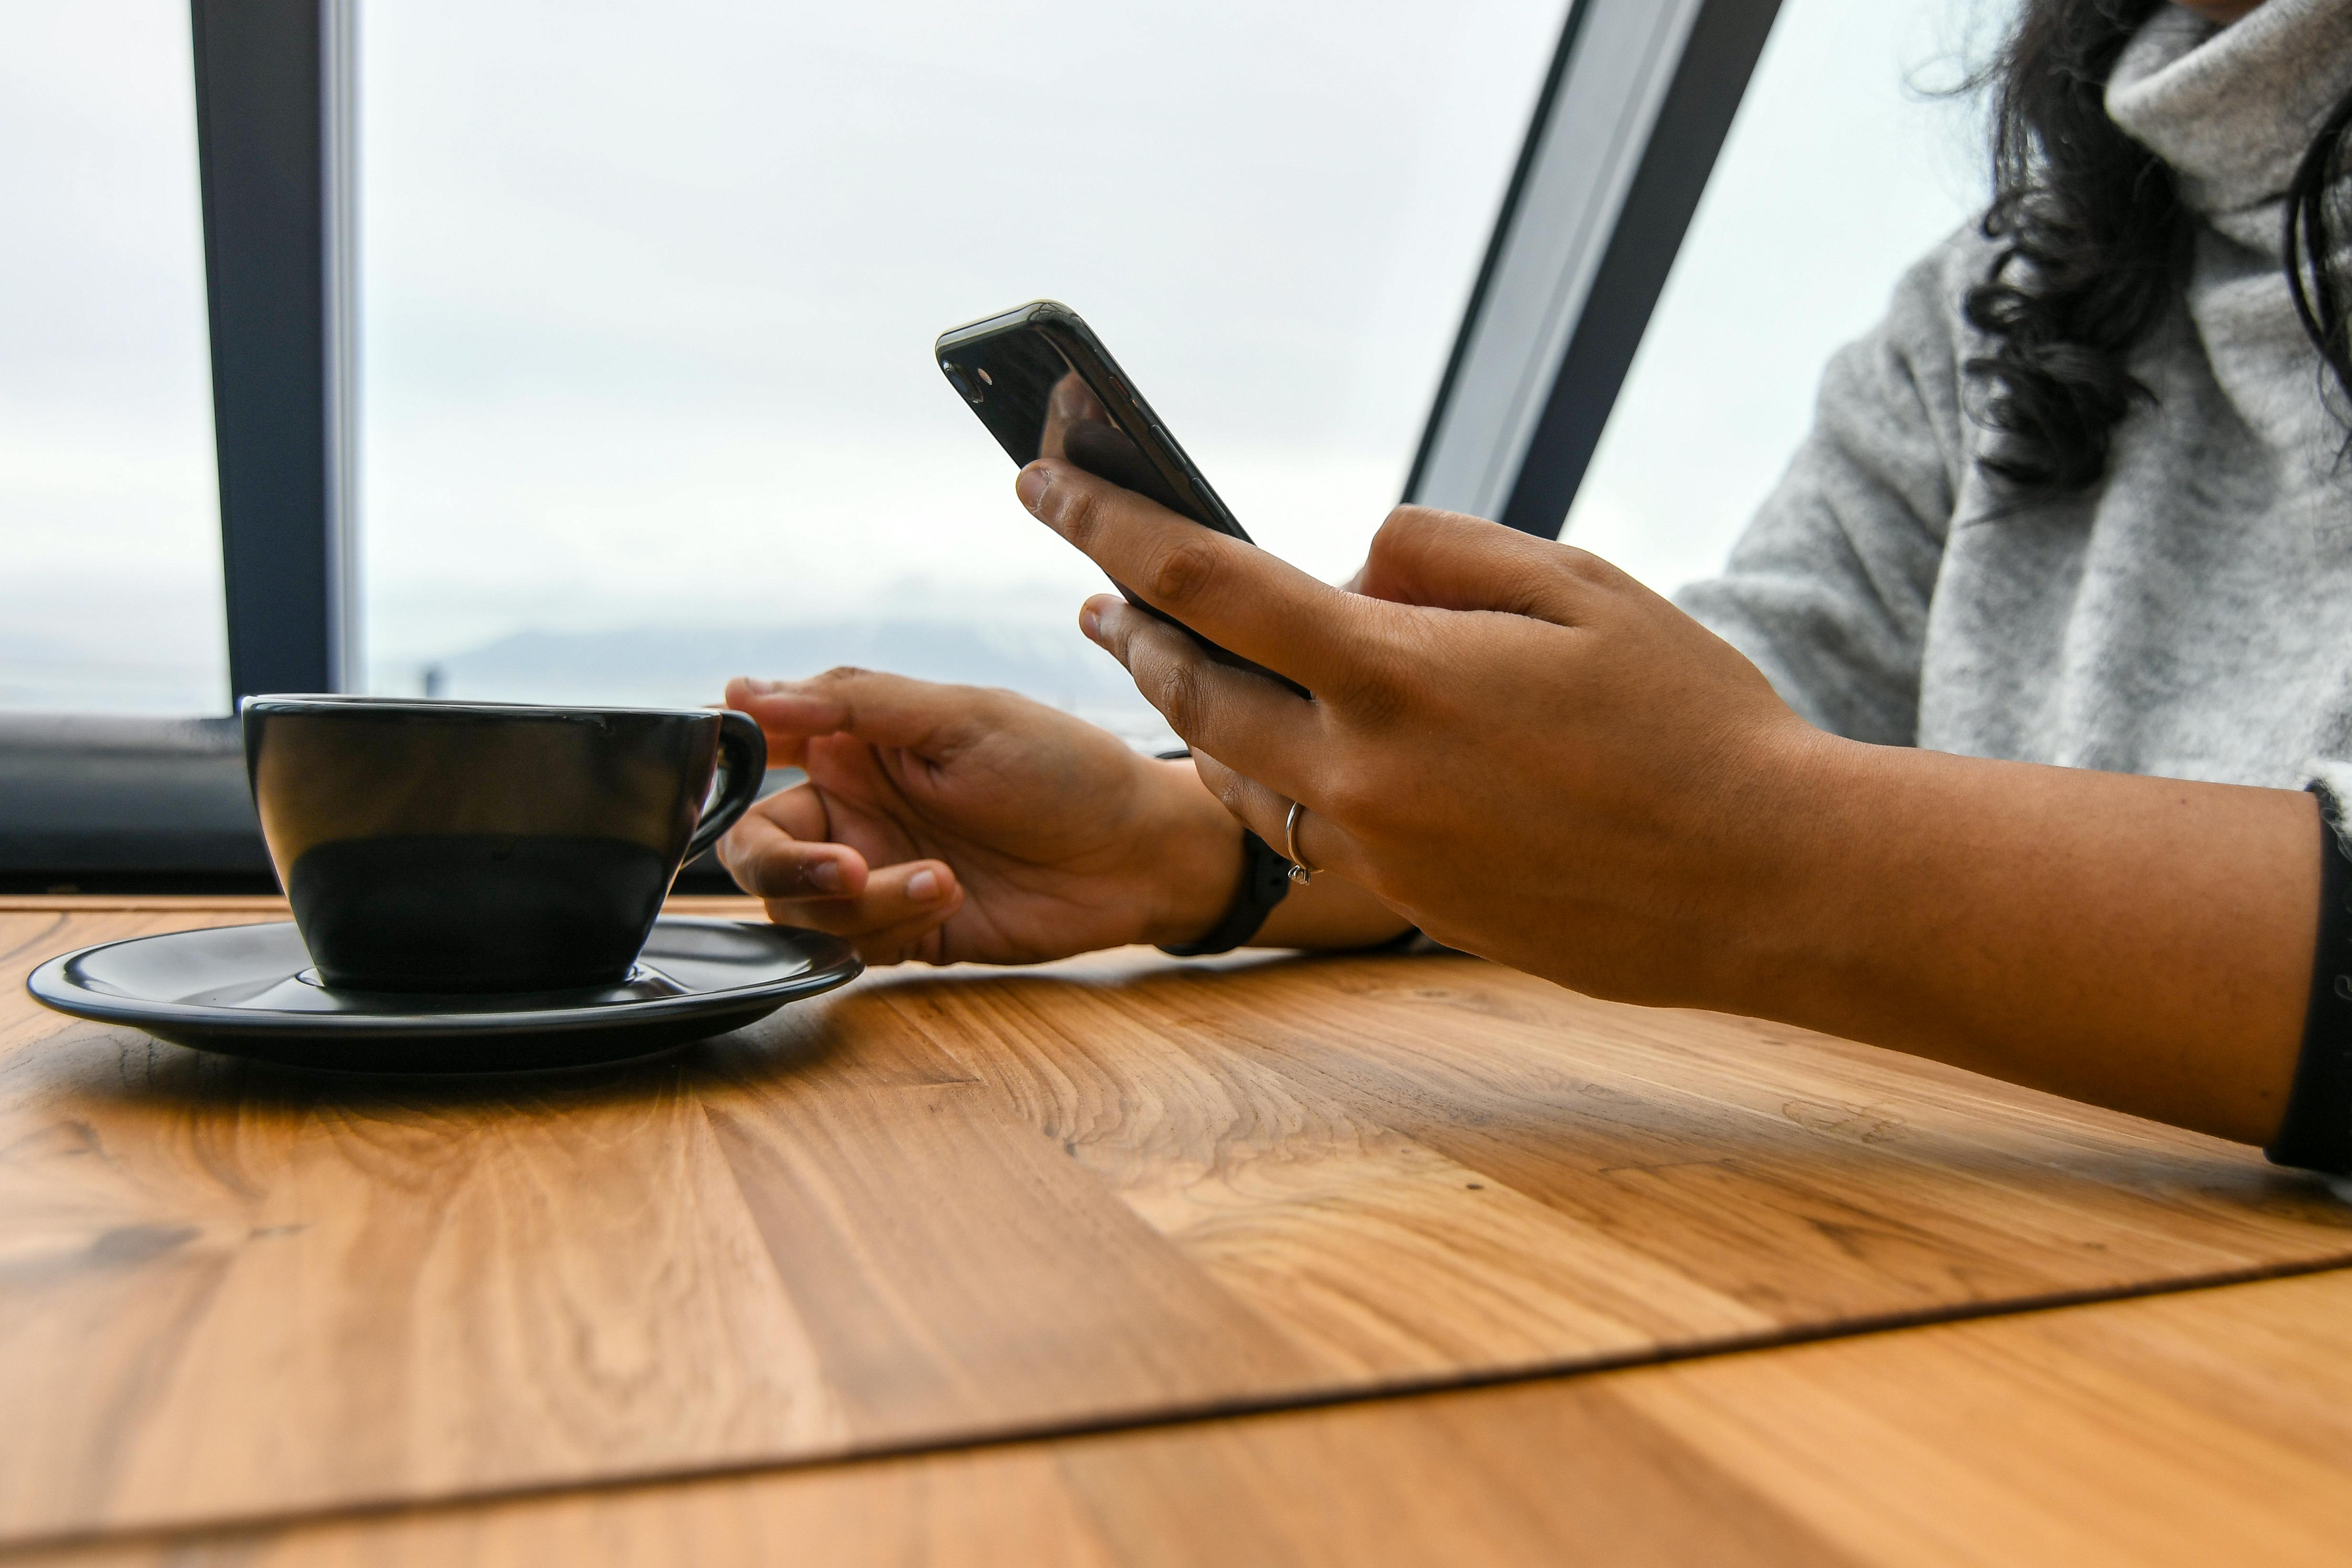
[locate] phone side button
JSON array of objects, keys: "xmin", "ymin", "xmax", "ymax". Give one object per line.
[{"xmin": 1149, "ymin": 424, "xmax": 1202, "ymax": 482}]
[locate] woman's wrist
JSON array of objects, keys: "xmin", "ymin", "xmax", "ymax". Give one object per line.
[
  {"xmin": 1688, "ymin": 725, "xmax": 1886, "ymax": 1016},
  {"xmin": 1136, "ymin": 757, "xmax": 1413, "ymax": 952},
  {"xmin": 1252, "ymin": 870, "xmax": 1417, "ymax": 951},
  {"xmin": 1137, "ymin": 757, "xmax": 1251, "ymax": 949}
]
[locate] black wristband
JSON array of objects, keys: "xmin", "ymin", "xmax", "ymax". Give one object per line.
[
  {"xmin": 2267, "ymin": 791, "xmax": 2352, "ymax": 1175},
  {"xmin": 1152, "ymin": 747, "xmax": 1293, "ymax": 957}
]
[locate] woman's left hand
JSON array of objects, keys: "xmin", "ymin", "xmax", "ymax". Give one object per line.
[{"xmin": 1014, "ymin": 457, "xmax": 1832, "ymax": 1010}]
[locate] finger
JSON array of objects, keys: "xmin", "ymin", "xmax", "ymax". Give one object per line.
[
  {"xmin": 773, "ymin": 891, "xmax": 961, "ymax": 967},
  {"xmin": 1356, "ymin": 505, "xmax": 1620, "ymax": 623},
  {"xmin": 757, "ymin": 858, "xmax": 961, "ymax": 938},
  {"xmin": 836, "ymin": 887, "xmax": 969, "ymax": 967},
  {"xmin": 725, "ymin": 669, "xmax": 984, "ymax": 761},
  {"xmin": 1018, "ymin": 457, "xmax": 1375, "ymax": 695},
  {"xmin": 1188, "ymin": 751, "xmax": 1368, "ymax": 884},
  {"xmin": 1082, "ymin": 594, "xmax": 1323, "ymax": 799},
  {"xmin": 1037, "ymin": 371, "xmax": 1105, "ymax": 461},
  {"xmin": 717, "ymin": 798, "xmax": 872, "ymax": 899},
  {"xmin": 745, "ymin": 778, "xmax": 832, "ymax": 842}
]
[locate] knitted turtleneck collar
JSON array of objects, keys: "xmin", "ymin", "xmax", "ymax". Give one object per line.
[{"xmin": 2107, "ymin": 0, "xmax": 2352, "ymax": 253}]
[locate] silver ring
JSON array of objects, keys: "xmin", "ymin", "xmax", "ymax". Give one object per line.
[{"xmin": 1283, "ymin": 800, "xmax": 1317, "ymax": 885}]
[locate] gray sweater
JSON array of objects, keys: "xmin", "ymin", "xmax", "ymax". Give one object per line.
[{"xmin": 1677, "ymin": 0, "xmax": 2352, "ymax": 811}]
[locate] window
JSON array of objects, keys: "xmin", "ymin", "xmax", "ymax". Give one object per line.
[
  {"xmin": 0, "ymin": 2, "xmax": 224, "ymax": 713},
  {"xmin": 1564, "ymin": 0, "xmax": 2010, "ymax": 592},
  {"xmin": 5, "ymin": 0, "xmax": 1796, "ymax": 888},
  {"xmin": 357, "ymin": 0, "xmax": 1568, "ymax": 744}
]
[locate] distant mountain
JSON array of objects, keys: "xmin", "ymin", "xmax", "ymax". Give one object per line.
[
  {"xmin": 0, "ymin": 629, "xmax": 227, "ymax": 715},
  {"xmin": 422, "ymin": 618, "xmax": 1177, "ymax": 749}
]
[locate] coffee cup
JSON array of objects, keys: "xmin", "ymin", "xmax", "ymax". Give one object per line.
[{"xmin": 240, "ymin": 695, "xmax": 767, "ymax": 993}]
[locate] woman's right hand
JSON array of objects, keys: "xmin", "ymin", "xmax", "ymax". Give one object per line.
[{"xmin": 715, "ymin": 669, "xmax": 1245, "ymax": 966}]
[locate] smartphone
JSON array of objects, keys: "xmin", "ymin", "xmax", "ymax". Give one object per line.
[{"xmin": 935, "ymin": 300, "xmax": 1307, "ymax": 697}]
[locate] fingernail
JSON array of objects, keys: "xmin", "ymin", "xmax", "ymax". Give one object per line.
[
  {"xmin": 809, "ymin": 860, "xmax": 844, "ymax": 894},
  {"xmin": 908, "ymin": 868, "xmax": 941, "ymax": 902},
  {"xmin": 1016, "ymin": 464, "xmax": 1050, "ymax": 514},
  {"xmin": 745, "ymin": 677, "xmax": 785, "ymax": 694},
  {"xmin": 1079, "ymin": 601, "xmax": 1102, "ymax": 641}
]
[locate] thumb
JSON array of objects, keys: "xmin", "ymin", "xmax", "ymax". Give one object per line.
[{"xmin": 1357, "ymin": 505, "xmax": 1620, "ymax": 625}]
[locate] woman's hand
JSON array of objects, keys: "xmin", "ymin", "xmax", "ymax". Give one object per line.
[
  {"xmin": 714, "ymin": 669, "xmax": 1409, "ymax": 966},
  {"xmin": 1015, "ymin": 457, "xmax": 1822, "ymax": 1006},
  {"xmin": 715, "ymin": 671, "xmax": 1239, "ymax": 965},
  {"xmin": 1017, "ymin": 457, "xmax": 2319, "ymax": 1145}
]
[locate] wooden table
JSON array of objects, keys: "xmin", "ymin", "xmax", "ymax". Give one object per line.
[{"xmin": 8, "ymin": 896, "xmax": 2352, "ymax": 1564}]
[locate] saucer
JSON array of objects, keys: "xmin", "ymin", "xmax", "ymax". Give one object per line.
[{"xmin": 26, "ymin": 916, "xmax": 862, "ymax": 1074}]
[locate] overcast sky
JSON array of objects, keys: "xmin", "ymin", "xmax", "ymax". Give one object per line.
[
  {"xmin": 0, "ymin": 0, "xmax": 2010, "ymax": 713},
  {"xmin": 0, "ymin": 4, "xmax": 218, "ymax": 711},
  {"xmin": 352, "ymin": 0, "xmax": 1564, "ymax": 694},
  {"xmin": 1570, "ymin": 0, "xmax": 2012, "ymax": 587}
]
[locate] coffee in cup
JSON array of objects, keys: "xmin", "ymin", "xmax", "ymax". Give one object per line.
[{"xmin": 241, "ymin": 695, "xmax": 767, "ymax": 993}]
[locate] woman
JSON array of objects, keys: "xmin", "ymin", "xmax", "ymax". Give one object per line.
[{"xmin": 718, "ymin": 0, "xmax": 2352, "ymax": 1172}]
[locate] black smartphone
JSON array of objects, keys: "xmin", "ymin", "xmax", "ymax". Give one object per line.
[{"xmin": 935, "ymin": 300, "xmax": 1307, "ymax": 697}]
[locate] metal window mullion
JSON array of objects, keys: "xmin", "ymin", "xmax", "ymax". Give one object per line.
[
  {"xmin": 1407, "ymin": 0, "xmax": 1783, "ymax": 537},
  {"xmin": 190, "ymin": 0, "xmax": 358, "ymax": 701},
  {"xmin": 321, "ymin": 0, "xmax": 361, "ymax": 693}
]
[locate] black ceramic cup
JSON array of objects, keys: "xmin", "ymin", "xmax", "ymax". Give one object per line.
[{"xmin": 241, "ymin": 696, "xmax": 767, "ymax": 994}]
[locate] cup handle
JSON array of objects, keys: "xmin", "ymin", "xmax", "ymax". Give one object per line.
[{"xmin": 684, "ymin": 710, "xmax": 769, "ymax": 864}]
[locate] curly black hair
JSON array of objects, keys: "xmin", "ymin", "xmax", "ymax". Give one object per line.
[{"xmin": 1964, "ymin": 0, "xmax": 2352, "ymax": 494}]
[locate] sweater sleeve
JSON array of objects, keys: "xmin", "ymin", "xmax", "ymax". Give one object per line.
[
  {"xmin": 2268, "ymin": 779, "xmax": 2352, "ymax": 1178},
  {"xmin": 1672, "ymin": 234, "xmax": 1979, "ymax": 746}
]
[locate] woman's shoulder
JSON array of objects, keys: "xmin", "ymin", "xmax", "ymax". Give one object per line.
[
  {"xmin": 1811, "ymin": 219, "xmax": 1996, "ymax": 465},
  {"xmin": 1878, "ymin": 218, "xmax": 2001, "ymax": 370}
]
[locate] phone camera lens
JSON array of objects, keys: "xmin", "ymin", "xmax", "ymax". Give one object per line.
[{"xmin": 944, "ymin": 362, "xmax": 984, "ymax": 404}]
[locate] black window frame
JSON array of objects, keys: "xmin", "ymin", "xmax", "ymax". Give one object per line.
[{"xmin": 0, "ymin": 0, "xmax": 1780, "ymax": 893}]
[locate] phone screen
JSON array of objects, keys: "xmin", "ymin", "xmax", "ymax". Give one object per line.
[
  {"xmin": 936, "ymin": 301, "xmax": 1304, "ymax": 695},
  {"xmin": 936, "ymin": 303, "xmax": 1250, "ymax": 540}
]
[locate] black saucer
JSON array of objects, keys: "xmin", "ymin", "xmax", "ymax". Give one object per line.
[{"xmin": 25, "ymin": 916, "xmax": 862, "ymax": 1074}]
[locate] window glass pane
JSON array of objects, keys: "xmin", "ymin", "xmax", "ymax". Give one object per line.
[
  {"xmin": 0, "ymin": 3, "xmax": 224, "ymax": 713},
  {"xmin": 1565, "ymin": 0, "xmax": 2010, "ymax": 593},
  {"xmin": 359, "ymin": 0, "xmax": 1565, "ymax": 744}
]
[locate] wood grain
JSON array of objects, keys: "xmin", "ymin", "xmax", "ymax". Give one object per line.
[
  {"xmin": 36, "ymin": 1266, "xmax": 2352, "ymax": 1568},
  {"xmin": 1, "ymin": 908, "xmax": 842, "ymax": 1534},
  {"xmin": 5, "ymin": 900, "xmax": 2351, "ymax": 1544}
]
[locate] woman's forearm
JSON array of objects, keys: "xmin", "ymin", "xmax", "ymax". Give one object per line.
[
  {"xmin": 1726, "ymin": 736, "xmax": 2317, "ymax": 1146},
  {"xmin": 1174, "ymin": 726, "xmax": 2318, "ymax": 1135}
]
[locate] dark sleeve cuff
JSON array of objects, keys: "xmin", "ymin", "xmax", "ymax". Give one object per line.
[{"xmin": 2266, "ymin": 789, "xmax": 2352, "ymax": 1174}]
